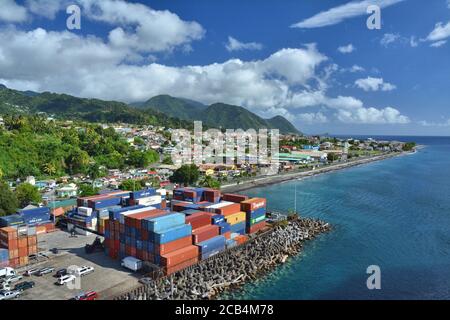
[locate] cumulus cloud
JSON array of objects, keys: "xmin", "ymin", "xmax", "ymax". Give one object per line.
[
  {"xmin": 355, "ymin": 77, "xmax": 396, "ymax": 91},
  {"xmin": 0, "ymin": 0, "xmax": 28, "ymax": 22},
  {"xmin": 0, "ymin": 26, "xmax": 409, "ymax": 125},
  {"xmin": 298, "ymin": 112, "xmax": 328, "ymax": 124},
  {"xmin": 418, "ymin": 119, "xmax": 450, "ymax": 127},
  {"xmin": 338, "ymin": 44, "xmax": 355, "ymax": 54},
  {"xmin": 25, "ymin": 0, "xmax": 68, "ymax": 19},
  {"xmin": 225, "ymin": 36, "xmax": 262, "ymax": 52},
  {"xmin": 291, "ymin": 0, "xmax": 404, "ymax": 29}
]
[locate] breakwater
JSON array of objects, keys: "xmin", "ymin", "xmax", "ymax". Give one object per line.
[{"xmin": 113, "ymin": 217, "xmax": 331, "ymax": 300}]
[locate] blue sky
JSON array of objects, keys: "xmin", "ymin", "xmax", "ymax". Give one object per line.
[{"xmin": 1, "ymin": 0, "xmax": 449, "ymax": 135}]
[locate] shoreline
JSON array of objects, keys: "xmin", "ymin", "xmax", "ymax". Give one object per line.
[{"xmin": 222, "ymin": 150, "xmax": 416, "ymax": 193}]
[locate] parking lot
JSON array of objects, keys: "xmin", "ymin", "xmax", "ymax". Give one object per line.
[{"xmin": 15, "ymin": 230, "xmax": 141, "ymax": 300}]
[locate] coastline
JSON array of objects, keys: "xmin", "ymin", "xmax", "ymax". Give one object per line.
[{"xmin": 222, "ymin": 150, "xmax": 416, "ymax": 193}]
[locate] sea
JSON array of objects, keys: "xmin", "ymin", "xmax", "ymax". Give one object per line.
[{"xmin": 225, "ymin": 136, "xmax": 450, "ymax": 300}]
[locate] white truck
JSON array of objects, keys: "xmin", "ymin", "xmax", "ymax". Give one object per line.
[
  {"xmin": 121, "ymin": 257, "xmax": 142, "ymax": 272},
  {"xmin": 0, "ymin": 267, "xmax": 16, "ymax": 279}
]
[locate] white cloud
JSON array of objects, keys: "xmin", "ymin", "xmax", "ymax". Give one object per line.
[
  {"xmin": 355, "ymin": 77, "xmax": 396, "ymax": 91},
  {"xmin": 425, "ymin": 21, "xmax": 450, "ymax": 42},
  {"xmin": 0, "ymin": 27, "xmax": 409, "ymax": 125},
  {"xmin": 0, "ymin": 0, "xmax": 28, "ymax": 22},
  {"xmin": 338, "ymin": 44, "xmax": 355, "ymax": 54},
  {"xmin": 341, "ymin": 65, "xmax": 365, "ymax": 73},
  {"xmin": 291, "ymin": 0, "xmax": 404, "ymax": 29},
  {"xmin": 409, "ymin": 36, "xmax": 418, "ymax": 47},
  {"xmin": 226, "ymin": 36, "xmax": 262, "ymax": 52},
  {"xmin": 297, "ymin": 112, "xmax": 328, "ymax": 124},
  {"xmin": 336, "ymin": 107, "xmax": 409, "ymax": 124},
  {"xmin": 380, "ymin": 33, "xmax": 401, "ymax": 46},
  {"xmin": 430, "ymin": 40, "xmax": 447, "ymax": 48},
  {"xmin": 418, "ymin": 119, "xmax": 450, "ymax": 127},
  {"xmin": 25, "ymin": 0, "xmax": 67, "ymax": 19}
]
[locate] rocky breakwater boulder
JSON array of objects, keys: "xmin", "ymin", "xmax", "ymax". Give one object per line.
[{"xmin": 114, "ymin": 217, "xmax": 331, "ymax": 300}]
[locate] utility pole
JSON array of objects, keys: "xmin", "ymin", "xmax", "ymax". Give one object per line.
[{"xmin": 294, "ymin": 184, "xmax": 297, "ymax": 214}]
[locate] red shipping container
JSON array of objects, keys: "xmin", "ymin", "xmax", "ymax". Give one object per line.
[
  {"xmin": 192, "ymin": 225, "xmax": 219, "ymax": 244},
  {"xmin": 130, "ymin": 247, "xmax": 137, "ymax": 257},
  {"xmin": 172, "ymin": 201, "xmax": 191, "ymax": 212},
  {"xmin": 18, "ymin": 247, "xmax": 28, "ymax": 257},
  {"xmin": 247, "ymin": 221, "xmax": 266, "ymax": 234},
  {"xmin": 173, "ymin": 194, "xmax": 184, "ymax": 201},
  {"xmin": 0, "ymin": 227, "xmax": 17, "ymax": 241},
  {"xmin": 154, "ymin": 236, "xmax": 192, "ymax": 256},
  {"xmin": 9, "ymin": 258, "xmax": 19, "ymax": 267},
  {"xmin": 222, "ymin": 193, "xmax": 249, "ymax": 203},
  {"xmin": 235, "ymin": 235, "xmax": 249, "ymax": 245},
  {"xmin": 18, "ymin": 237, "xmax": 28, "ymax": 248},
  {"xmin": 185, "ymin": 212, "xmax": 211, "ymax": 230},
  {"xmin": 214, "ymin": 203, "xmax": 241, "ymax": 216},
  {"xmin": 223, "ymin": 231, "xmax": 231, "ymax": 240},
  {"xmin": 119, "ymin": 223, "xmax": 125, "ymax": 234},
  {"xmin": 240, "ymin": 198, "xmax": 267, "ymax": 212},
  {"xmin": 166, "ymin": 257, "xmax": 198, "ymax": 275},
  {"xmin": 160, "ymin": 245, "xmax": 199, "ymax": 268},
  {"xmin": 114, "ymin": 240, "xmax": 120, "ymax": 250},
  {"xmin": 125, "ymin": 245, "xmax": 132, "ymax": 255},
  {"xmin": 136, "ymin": 249, "xmax": 144, "ymax": 260}
]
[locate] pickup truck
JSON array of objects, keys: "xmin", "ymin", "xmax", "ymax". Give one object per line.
[{"xmin": 0, "ymin": 290, "xmax": 21, "ymax": 300}]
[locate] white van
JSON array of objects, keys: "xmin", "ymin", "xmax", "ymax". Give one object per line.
[{"xmin": 0, "ymin": 267, "xmax": 16, "ymax": 279}]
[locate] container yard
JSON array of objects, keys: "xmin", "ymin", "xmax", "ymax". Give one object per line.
[{"xmin": 0, "ymin": 186, "xmax": 289, "ymax": 300}]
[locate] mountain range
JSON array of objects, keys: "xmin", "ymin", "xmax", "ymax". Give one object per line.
[{"xmin": 0, "ymin": 85, "xmax": 300, "ymax": 134}]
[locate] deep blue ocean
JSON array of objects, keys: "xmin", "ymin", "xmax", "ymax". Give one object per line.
[{"xmin": 227, "ymin": 136, "xmax": 450, "ymax": 300}]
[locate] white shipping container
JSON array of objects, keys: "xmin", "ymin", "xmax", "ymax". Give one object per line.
[
  {"xmin": 121, "ymin": 256, "xmax": 142, "ymax": 272},
  {"xmin": 118, "ymin": 206, "xmax": 156, "ymax": 224},
  {"xmin": 136, "ymin": 195, "xmax": 162, "ymax": 206},
  {"xmin": 156, "ymin": 189, "xmax": 167, "ymax": 196},
  {"xmin": 206, "ymin": 201, "xmax": 234, "ymax": 209},
  {"xmin": 77, "ymin": 207, "xmax": 93, "ymax": 217}
]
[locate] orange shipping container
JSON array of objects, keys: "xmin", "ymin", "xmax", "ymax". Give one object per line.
[
  {"xmin": 234, "ymin": 235, "xmax": 249, "ymax": 245},
  {"xmin": 0, "ymin": 227, "xmax": 17, "ymax": 241},
  {"xmin": 28, "ymin": 245, "xmax": 37, "ymax": 255},
  {"xmin": 18, "ymin": 247, "xmax": 28, "ymax": 257},
  {"xmin": 18, "ymin": 237, "xmax": 28, "ymax": 248},
  {"xmin": 240, "ymin": 198, "xmax": 267, "ymax": 212},
  {"xmin": 165, "ymin": 257, "xmax": 198, "ymax": 276},
  {"xmin": 214, "ymin": 203, "xmax": 241, "ymax": 216},
  {"xmin": 19, "ymin": 256, "xmax": 28, "ymax": 266},
  {"xmin": 154, "ymin": 236, "xmax": 192, "ymax": 256},
  {"xmin": 160, "ymin": 245, "xmax": 199, "ymax": 268}
]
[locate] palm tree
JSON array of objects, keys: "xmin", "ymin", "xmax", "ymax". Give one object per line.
[{"xmin": 43, "ymin": 163, "xmax": 57, "ymax": 176}]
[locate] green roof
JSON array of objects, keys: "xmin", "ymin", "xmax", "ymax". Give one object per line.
[{"xmin": 48, "ymin": 199, "xmax": 77, "ymax": 208}]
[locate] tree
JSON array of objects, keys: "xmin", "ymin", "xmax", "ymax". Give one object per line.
[
  {"xmin": 15, "ymin": 183, "xmax": 42, "ymax": 208},
  {"xmin": 199, "ymin": 176, "xmax": 221, "ymax": 189},
  {"xmin": 42, "ymin": 162, "xmax": 57, "ymax": 176},
  {"xmin": 78, "ymin": 184, "xmax": 99, "ymax": 197},
  {"xmin": 162, "ymin": 155, "xmax": 174, "ymax": 165},
  {"xmin": 0, "ymin": 182, "xmax": 18, "ymax": 216},
  {"xmin": 170, "ymin": 164, "xmax": 200, "ymax": 186},
  {"xmin": 120, "ymin": 179, "xmax": 146, "ymax": 191},
  {"xmin": 65, "ymin": 149, "xmax": 90, "ymax": 174},
  {"xmin": 327, "ymin": 153, "xmax": 340, "ymax": 162}
]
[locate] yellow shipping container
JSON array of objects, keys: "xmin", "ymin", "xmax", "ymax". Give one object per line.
[{"xmin": 225, "ymin": 211, "xmax": 246, "ymax": 225}]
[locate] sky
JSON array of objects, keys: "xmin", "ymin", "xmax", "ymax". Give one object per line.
[{"xmin": 0, "ymin": 0, "xmax": 449, "ymax": 135}]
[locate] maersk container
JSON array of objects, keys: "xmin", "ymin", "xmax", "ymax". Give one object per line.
[
  {"xmin": 130, "ymin": 188, "xmax": 157, "ymax": 200},
  {"xmin": 197, "ymin": 235, "xmax": 226, "ymax": 254},
  {"xmin": 154, "ymin": 224, "xmax": 192, "ymax": 245},
  {"xmin": 0, "ymin": 214, "xmax": 24, "ymax": 227},
  {"xmin": 230, "ymin": 222, "xmax": 246, "ymax": 235},
  {"xmin": 143, "ymin": 213, "xmax": 185, "ymax": 233}
]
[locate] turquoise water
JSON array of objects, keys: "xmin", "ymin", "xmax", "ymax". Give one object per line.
[{"xmin": 228, "ymin": 137, "xmax": 450, "ymax": 300}]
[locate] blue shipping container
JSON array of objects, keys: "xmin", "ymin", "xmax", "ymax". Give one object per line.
[
  {"xmin": 248, "ymin": 208, "xmax": 266, "ymax": 220},
  {"xmin": 197, "ymin": 235, "xmax": 226, "ymax": 254},
  {"xmin": 90, "ymin": 197, "xmax": 122, "ymax": 210},
  {"xmin": 22, "ymin": 213, "xmax": 51, "ymax": 225},
  {"xmin": 143, "ymin": 213, "xmax": 185, "ymax": 233},
  {"xmin": 201, "ymin": 248, "xmax": 224, "ymax": 260},
  {"xmin": 19, "ymin": 207, "xmax": 50, "ymax": 216},
  {"xmin": 217, "ymin": 222, "xmax": 231, "ymax": 234},
  {"xmin": 154, "ymin": 224, "xmax": 192, "ymax": 245},
  {"xmin": 130, "ymin": 188, "xmax": 157, "ymax": 200},
  {"xmin": 0, "ymin": 248, "xmax": 9, "ymax": 262},
  {"xmin": 0, "ymin": 215, "xmax": 25, "ymax": 227},
  {"xmin": 230, "ymin": 222, "xmax": 246, "ymax": 234},
  {"xmin": 211, "ymin": 214, "xmax": 225, "ymax": 225},
  {"xmin": 226, "ymin": 239, "xmax": 237, "ymax": 248}
]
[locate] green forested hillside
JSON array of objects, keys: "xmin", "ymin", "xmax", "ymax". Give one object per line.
[{"xmin": 0, "ymin": 115, "xmax": 159, "ymax": 180}]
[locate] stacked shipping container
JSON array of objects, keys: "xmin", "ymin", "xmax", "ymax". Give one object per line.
[{"xmin": 0, "ymin": 226, "xmax": 38, "ymax": 268}]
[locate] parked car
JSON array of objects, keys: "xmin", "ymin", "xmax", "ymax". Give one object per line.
[
  {"xmin": 55, "ymin": 268, "xmax": 67, "ymax": 278},
  {"xmin": 4, "ymin": 274, "xmax": 23, "ymax": 283},
  {"xmin": 0, "ymin": 290, "xmax": 21, "ymax": 300},
  {"xmin": 36, "ymin": 267, "xmax": 55, "ymax": 276},
  {"xmin": 75, "ymin": 291, "xmax": 98, "ymax": 300},
  {"xmin": 71, "ymin": 266, "xmax": 94, "ymax": 277},
  {"xmin": 14, "ymin": 281, "xmax": 35, "ymax": 291},
  {"xmin": 24, "ymin": 268, "xmax": 40, "ymax": 277},
  {"xmin": 56, "ymin": 274, "xmax": 76, "ymax": 286}
]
